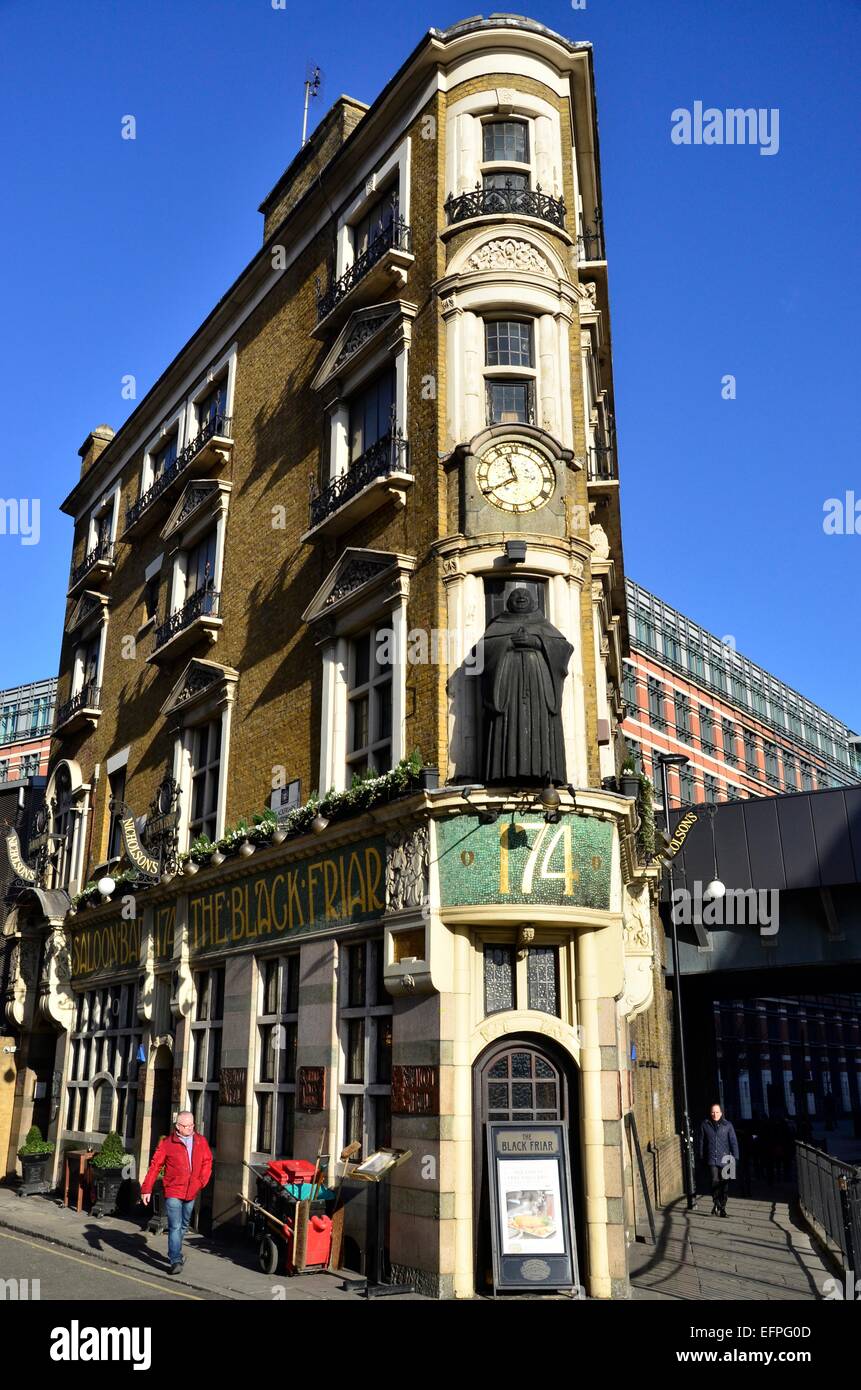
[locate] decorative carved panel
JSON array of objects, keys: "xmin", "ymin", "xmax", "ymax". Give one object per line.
[{"xmin": 391, "ymin": 1064, "xmax": 439, "ymax": 1116}]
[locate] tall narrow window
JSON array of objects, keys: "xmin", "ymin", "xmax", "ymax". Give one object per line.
[
  {"xmin": 484, "ymin": 318, "xmax": 535, "ymax": 425},
  {"xmin": 107, "ymin": 767, "xmax": 127, "ymax": 860},
  {"xmin": 346, "ymin": 628, "xmax": 392, "ymax": 779},
  {"xmin": 152, "ymin": 432, "xmax": 178, "ymax": 482},
  {"xmin": 189, "ymin": 721, "xmax": 221, "ymax": 843},
  {"xmin": 349, "ymin": 369, "xmax": 395, "ymax": 464},
  {"xmin": 185, "ymin": 529, "xmax": 217, "ymax": 602},
  {"xmin": 481, "ymin": 119, "xmax": 530, "ymax": 189},
  {"xmin": 53, "ymin": 766, "xmax": 75, "ymax": 890},
  {"xmin": 338, "ymin": 939, "xmax": 392, "ymax": 1157},
  {"xmin": 254, "ymin": 955, "xmax": 299, "ymax": 1158},
  {"xmin": 196, "ymin": 379, "xmax": 228, "ymax": 434},
  {"xmin": 353, "ymin": 188, "xmax": 399, "ymax": 259},
  {"xmin": 188, "ymin": 968, "xmax": 224, "ymax": 1145}
]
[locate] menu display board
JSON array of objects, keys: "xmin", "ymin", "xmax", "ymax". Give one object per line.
[{"xmin": 486, "ymin": 1122, "xmax": 579, "ymax": 1293}]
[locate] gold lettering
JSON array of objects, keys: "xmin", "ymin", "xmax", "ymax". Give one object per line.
[
  {"xmin": 346, "ymin": 852, "xmax": 366, "ymax": 916},
  {"xmin": 364, "ymin": 847, "xmax": 384, "ymax": 912},
  {"xmin": 213, "ymin": 891, "xmax": 228, "ymax": 946},
  {"xmin": 270, "ymin": 873, "xmax": 287, "ymax": 930},
  {"xmin": 307, "ymin": 862, "xmax": 322, "ymax": 925},
  {"xmin": 287, "ymin": 871, "xmax": 304, "ymax": 929},
  {"xmin": 322, "ymin": 859, "xmax": 339, "ymax": 920},
  {"xmin": 255, "ymin": 877, "xmax": 272, "ymax": 936}
]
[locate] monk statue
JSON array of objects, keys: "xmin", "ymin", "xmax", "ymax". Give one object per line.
[{"xmin": 477, "ymin": 588, "xmax": 573, "ymax": 785}]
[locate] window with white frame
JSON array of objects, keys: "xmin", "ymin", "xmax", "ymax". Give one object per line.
[
  {"xmin": 346, "ymin": 628, "xmax": 392, "ymax": 779},
  {"xmin": 253, "ymin": 955, "xmax": 299, "ymax": 1158},
  {"xmin": 484, "ymin": 317, "xmax": 536, "ymax": 425},
  {"xmin": 349, "ymin": 368, "xmax": 396, "ymax": 464},
  {"xmin": 338, "ymin": 938, "xmax": 392, "ymax": 1157},
  {"xmin": 52, "ymin": 765, "xmax": 76, "ymax": 889},
  {"xmin": 481, "ymin": 118, "xmax": 530, "ymax": 190},
  {"xmin": 194, "ymin": 376, "xmax": 229, "ymax": 437},
  {"xmin": 187, "ymin": 967, "xmax": 224, "ymax": 1146},
  {"xmin": 352, "ymin": 184, "xmax": 399, "ymax": 261},
  {"xmin": 66, "ymin": 983, "xmax": 141, "ymax": 1141},
  {"xmin": 189, "ymin": 720, "xmax": 221, "ymax": 844},
  {"xmin": 151, "ymin": 430, "xmax": 179, "ymax": 483},
  {"xmin": 107, "ymin": 766, "xmax": 127, "ymax": 861}
]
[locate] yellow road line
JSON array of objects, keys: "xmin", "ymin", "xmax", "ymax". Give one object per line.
[{"xmin": 0, "ymin": 1229, "xmax": 204, "ymax": 1300}]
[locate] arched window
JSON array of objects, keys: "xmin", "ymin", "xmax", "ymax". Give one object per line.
[{"xmin": 52, "ymin": 765, "xmax": 75, "ymax": 890}]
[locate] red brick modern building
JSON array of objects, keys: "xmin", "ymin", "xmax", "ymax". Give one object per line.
[{"xmin": 622, "ymin": 579, "xmax": 861, "ymax": 807}]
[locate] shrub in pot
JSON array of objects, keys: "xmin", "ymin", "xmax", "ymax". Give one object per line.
[
  {"xmin": 17, "ymin": 1124, "xmax": 55, "ymax": 1188},
  {"xmin": 619, "ymin": 758, "xmax": 640, "ymax": 800},
  {"xmin": 90, "ymin": 1131, "xmax": 133, "ymax": 1216}
]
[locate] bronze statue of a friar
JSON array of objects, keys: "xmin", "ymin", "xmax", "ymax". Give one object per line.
[{"xmin": 476, "ymin": 587, "xmax": 573, "ymax": 785}]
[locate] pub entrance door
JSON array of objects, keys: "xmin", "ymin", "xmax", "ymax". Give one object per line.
[{"xmin": 473, "ymin": 1035, "xmax": 580, "ymax": 1292}]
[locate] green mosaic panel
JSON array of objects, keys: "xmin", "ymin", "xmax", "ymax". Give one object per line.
[{"xmin": 436, "ymin": 815, "xmax": 613, "ymax": 910}]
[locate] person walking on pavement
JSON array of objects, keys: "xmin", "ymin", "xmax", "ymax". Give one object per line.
[
  {"xmin": 140, "ymin": 1111, "xmax": 213, "ymax": 1273},
  {"xmin": 699, "ymin": 1102, "xmax": 740, "ymax": 1217}
]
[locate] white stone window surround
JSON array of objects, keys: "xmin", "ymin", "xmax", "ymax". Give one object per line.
[
  {"xmin": 187, "ymin": 343, "xmax": 238, "ymax": 436},
  {"xmin": 45, "ymin": 758, "xmax": 89, "ymax": 895},
  {"xmin": 139, "ymin": 345, "xmax": 238, "ymax": 496},
  {"xmin": 161, "ymin": 483, "xmax": 231, "ymax": 617},
  {"xmin": 326, "ymin": 340, "xmax": 409, "ymax": 485},
  {"xmin": 438, "ymin": 229, "xmax": 576, "ymax": 449},
  {"xmin": 164, "ymin": 664, "xmax": 237, "ymax": 850},
  {"xmin": 334, "ymin": 137, "xmax": 412, "ymax": 281},
  {"xmin": 303, "ymin": 550, "xmax": 415, "ymax": 795},
  {"xmin": 446, "ymin": 88, "xmax": 567, "ymax": 204},
  {"xmin": 86, "ymin": 482, "xmax": 121, "ymax": 550},
  {"xmin": 71, "ymin": 611, "xmax": 108, "ymax": 700},
  {"xmin": 439, "ymin": 540, "xmax": 589, "ymax": 788}
]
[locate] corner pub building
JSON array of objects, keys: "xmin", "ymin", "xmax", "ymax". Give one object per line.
[{"xmin": 1, "ymin": 16, "xmax": 674, "ymax": 1298}]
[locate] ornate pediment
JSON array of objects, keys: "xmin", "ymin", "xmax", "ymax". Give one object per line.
[
  {"xmin": 161, "ymin": 480, "xmax": 225, "ymax": 544},
  {"xmin": 160, "ymin": 658, "xmax": 238, "ymax": 718},
  {"xmin": 303, "ymin": 548, "xmax": 415, "ymax": 628},
  {"xmin": 66, "ymin": 589, "xmax": 108, "ymax": 634},
  {"xmin": 464, "ymin": 237, "xmax": 555, "ymax": 276},
  {"xmin": 311, "ymin": 301, "xmax": 416, "ymax": 396}
]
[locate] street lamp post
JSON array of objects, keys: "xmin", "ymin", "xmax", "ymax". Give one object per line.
[{"xmin": 657, "ymin": 752, "xmax": 698, "ymax": 1211}]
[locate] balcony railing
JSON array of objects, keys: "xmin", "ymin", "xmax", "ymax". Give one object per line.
[
  {"xmin": 55, "ymin": 683, "xmax": 101, "ymax": 729},
  {"xmin": 578, "ymin": 207, "xmax": 605, "ymax": 260},
  {"xmin": 310, "ymin": 431, "xmax": 410, "ymax": 530},
  {"xmin": 69, "ymin": 537, "xmax": 115, "ymax": 590},
  {"xmin": 316, "ymin": 218, "xmax": 413, "ymax": 323},
  {"xmin": 125, "ymin": 413, "xmax": 232, "ymax": 532},
  {"xmin": 586, "ymin": 443, "xmax": 617, "ymax": 482},
  {"xmin": 444, "ymin": 182, "xmax": 566, "ymax": 229},
  {"xmin": 154, "ymin": 586, "xmax": 221, "ymax": 652}
]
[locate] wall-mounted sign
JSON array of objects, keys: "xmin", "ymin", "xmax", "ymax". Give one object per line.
[
  {"xmin": 187, "ymin": 836, "xmax": 385, "ymax": 957},
  {"xmin": 5, "ymin": 830, "xmax": 37, "ymax": 884},
  {"xmin": 391, "ymin": 1065, "xmax": 439, "ymax": 1116},
  {"xmin": 437, "ymin": 816, "xmax": 613, "ymax": 911},
  {"xmin": 113, "ymin": 801, "xmax": 160, "ymax": 878},
  {"xmin": 69, "ymin": 915, "xmax": 144, "ymax": 980},
  {"xmin": 486, "ymin": 1122, "xmax": 579, "ymax": 1293},
  {"xmin": 297, "ymin": 1065, "xmax": 326, "ymax": 1112},
  {"xmin": 218, "ymin": 1067, "xmax": 247, "ymax": 1107}
]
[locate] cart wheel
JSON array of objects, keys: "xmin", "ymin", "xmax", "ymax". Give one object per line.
[{"xmin": 258, "ymin": 1235, "xmax": 280, "ymax": 1275}]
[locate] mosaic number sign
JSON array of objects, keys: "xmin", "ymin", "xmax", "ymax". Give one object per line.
[{"xmin": 436, "ymin": 816, "xmax": 613, "ymax": 910}]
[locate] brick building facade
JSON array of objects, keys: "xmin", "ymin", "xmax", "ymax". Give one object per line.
[{"xmin": 1, "ymin": 16, "xmax": 672, "ymax": 1298}]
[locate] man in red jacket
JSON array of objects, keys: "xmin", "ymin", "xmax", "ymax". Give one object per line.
[{"xmin": 140, "ymin": 1112, "xmax": 213, "ymax": 1273}]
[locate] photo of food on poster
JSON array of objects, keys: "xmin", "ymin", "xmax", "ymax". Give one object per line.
[{"xmin": 498, "ymin": 1159, "xmax": 566, "ymax": 1256}]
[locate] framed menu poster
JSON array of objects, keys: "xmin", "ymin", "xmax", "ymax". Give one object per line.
[{"xmin": 486, "ymin": 1122, "xmax": 579, "ymax": 1293}]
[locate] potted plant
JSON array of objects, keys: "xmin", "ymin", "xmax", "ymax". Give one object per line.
[
  {"xmin": 90, "ymin": 1131, "xmax": 133, "ymax": 1217},
  {"xmin": 619, "ymin": 757, "xmax": 640, "ymax": 800},
  {"xmin": 17, "ymin": 1124, "xmax": 55, "ymax": 1194}
]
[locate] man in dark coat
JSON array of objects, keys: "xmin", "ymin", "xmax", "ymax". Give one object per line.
[
  {"xmin": 699, "ymin": 1102, "xmax": 740, "ymax": 1216},
  {"xmin": 478, "ymin": 588, "xmax": 573, "ymax": 785}
]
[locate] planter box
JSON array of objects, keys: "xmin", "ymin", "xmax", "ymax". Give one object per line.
[
  {"xmin": 620, "ymin": 776, "xmax": 640, "ymax": 800},
  {"xmin": 18, "ymin": 1152, "xmax": 52, "ymax": 1196}
]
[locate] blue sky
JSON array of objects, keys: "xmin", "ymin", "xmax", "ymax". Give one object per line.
[{"xmin": 1, "ymin": 0, "xmax": 859, "ymax": 728}]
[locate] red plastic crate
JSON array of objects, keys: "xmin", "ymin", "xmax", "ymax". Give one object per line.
[{"xmin": 266, "ymin": 1158, "xmax": 318, "ymax": 1186}]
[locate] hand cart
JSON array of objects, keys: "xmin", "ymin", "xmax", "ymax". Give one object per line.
[{"xmin": 239, "ymin": 1151, "xmax": 334, "ymax": 1276}]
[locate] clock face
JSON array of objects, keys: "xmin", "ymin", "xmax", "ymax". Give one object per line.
[{"xmin": 476, "ymin": 443, "xmax": 555, "ymax": 514}]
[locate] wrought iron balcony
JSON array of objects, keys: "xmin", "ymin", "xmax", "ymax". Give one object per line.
[
  {"xmin": 578, "ymin": 207, "xmax": 605, "ymax": 261},
  {"xmin": 309, "ymin": 430, "xmax": 411, "ymax": 533},
  {"xmin": 154, "ymin": 585, "xmax": 221, "ymax": 653},
  {"xmin": 316, "ymin": 218, "xmax": 413, "ymax": 324},
  {"xmin": 586, "ymin": 443, "xmax": 617, "ymax": 482},
  {"xmin": 69, "ymin": 537, "xmax": 115, "ymax": 593},
  {"xmin": 124, "ymin": 413, "xmax": 233, "ymax": 534},
  {"xmin": 55, "ymin": 682, "xmax": 101, "ymax": 732},
  {"xmin": 444, "ymin": 182, "xmax": 566, "ymax": 229}
]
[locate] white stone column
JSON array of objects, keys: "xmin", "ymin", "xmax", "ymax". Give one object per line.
[
  {"xmin": 462, "ymin": 312, "xmax": 484, "ymax": 441},
  {"xmin": 538, "ymin": 313, "xmax": 559, "ymax": 436},
  {"xmin": 576, "ymin": 925, "xmax": 612, "ymax": 1299}
]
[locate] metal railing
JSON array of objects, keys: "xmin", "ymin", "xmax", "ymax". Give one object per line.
[
  {"xmin": 578, "ymin": 207, "xmax": 605, "ymax": 260},
  {"xmin": 125, "ymin": 413, "xmax": 232, "ymax": 531},
  {"xmin": 796, "ymin": 1141, "xmax": 861, "ymax": 1274},
  {"xmin": 70, "ymin": 537, "xmax": 115, "ymax": 589},
  {"xmin": 154, "ymin": 586, "xmax": 220, "ymax": 651},
  {"xmin": 310, "ymin": 430, "xmax": 410, "ymax": 529},
  {"xmin": 444, "ymin": 182, "xmax": 566, "ymax": 229},
  {"xmin": 316, "ymin": 218, "xmax": 413, "ymax": 322},
  {"xmin": 55, "ymin": 683, "xmax": 101, "ymax": 728},
  {"xmin": 586, "ymin": 443, "xmax": 617, "ymax": 481}
]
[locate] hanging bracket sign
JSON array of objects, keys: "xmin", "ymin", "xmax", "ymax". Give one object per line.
[
  {"xmin": 112, "ymin": 801, "xmax": 160, "ymax": 879},
  {"xmin": 486, "ymin": 1121, "xmax": 580, "ymax": 1294}
]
